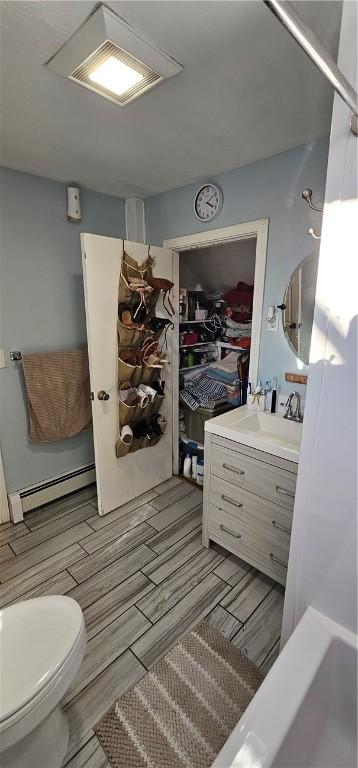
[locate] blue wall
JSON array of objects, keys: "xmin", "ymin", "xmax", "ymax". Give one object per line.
[
  {"xmin": 0, "ymin": 140, "xmax": 329, "ymax": 491},
  {"xmin": 146, "ymin": 138, "xmax": 329, "ymax": 395},
  {"xmin": 0, "ymin": 168, "xmax": 125, "ymax": 492}
]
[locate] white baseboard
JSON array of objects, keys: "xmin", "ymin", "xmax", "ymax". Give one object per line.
[{"xmin": 7, "ymin": 464, "xmax": 96, "ymax": 523}]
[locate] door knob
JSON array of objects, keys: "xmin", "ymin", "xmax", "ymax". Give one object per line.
[{"xmin": 97, "ymin": 390, "xmax": 110, "ymax": 401}]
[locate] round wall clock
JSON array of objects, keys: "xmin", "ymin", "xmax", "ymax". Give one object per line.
[{"xmin": 194, "ymin": 183, "xmax": 223, "ymax": 222}]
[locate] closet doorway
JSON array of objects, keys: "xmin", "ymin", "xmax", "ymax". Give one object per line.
[{"xmin": 164, "ymin": 219, "xmax": 269, "ymax": 475}]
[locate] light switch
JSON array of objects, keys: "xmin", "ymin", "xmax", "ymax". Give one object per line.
[
  {"xmin": 266, "ymin": 314, "xmax": 279, "ymax": 332},
  {"xmin": 0, "ymin": 350, "xmax": 6, "ymax": 369}
]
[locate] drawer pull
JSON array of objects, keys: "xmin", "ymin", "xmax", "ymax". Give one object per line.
[
  {"xmin": 275, "ymin": 485, "xmax": 295, "ymax": 499},
  {"xmin": 223, "ymin": 463, "xmax": 245, "ymax": 476},
  {"xmin": 270, "ymin": 552, "xmax": 288, "ymax": 569},
  {"xmin": 272, "ymin": 520, "xmax": 291, "ymax": 535},
  {"xmin": 220, "ymin": 524, "xmax": 241, "ymax": 539},
  {"xmin": 221, "ymin": 494, "xmax": 243, "ymax": 509}
]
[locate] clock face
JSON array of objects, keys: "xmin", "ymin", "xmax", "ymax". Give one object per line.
[{"xmin": 194, "ymin": 183, "xmax": 223, "ymax": 221}]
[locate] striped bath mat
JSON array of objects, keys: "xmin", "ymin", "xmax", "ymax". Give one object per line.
[{"xmin": 95, "ymin": 622, "xmax": 263, "ymax": 768}]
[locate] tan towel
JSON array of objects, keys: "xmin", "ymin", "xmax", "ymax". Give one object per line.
[{"xmin": 22, "ymin": 349, "xmax": 92, "ymax": 442}]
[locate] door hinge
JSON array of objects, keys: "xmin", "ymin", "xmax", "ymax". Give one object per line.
[{"xmin": 90, "ymin": 392, "xmax": 94, "ymax": 400}]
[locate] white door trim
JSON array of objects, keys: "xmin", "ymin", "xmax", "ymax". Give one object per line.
[
  {"xmin": 164, "ymin": 218, "xmax": 269, "ymax": 475},
  {"xmin": 164, "ymin": 217, "xmax": 269, "ymax": 389},
  {"xmin": 0, "ymin": 446, "xmax": 10, "ymax": 523}
]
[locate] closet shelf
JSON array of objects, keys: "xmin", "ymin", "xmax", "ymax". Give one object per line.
[
  {"xmin": 180, "ymin": 342, "xmax": 216, "ymax": 349},
  {"xmin": 179, "ymin": 319, "xmax": 208, "ymax": 325},
  {"xmin": 179, "ymin": 362, "xmax": 214, "ymax": 373},
  {"xmin": 216, "ymin": 341, "xmax": 247, "ymax": 351},
  {"xmin": 181, "ymin": 341, "xmax": 246, "ymax": 351}
]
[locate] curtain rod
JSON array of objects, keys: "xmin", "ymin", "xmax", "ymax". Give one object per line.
[{"xmin": 263, "ymin": 0, "xmax": 358, "ymax": 135}]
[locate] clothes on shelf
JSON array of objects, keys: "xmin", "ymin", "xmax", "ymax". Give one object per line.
[
  {"xmin": 204, "ymin": 369, "xmax": 241, "ymax": 405},
  {"xmin": 208, "ymin": 351, "xmax": 245, "ymax": 375},
  {"xmin": 222, "ymin": 281, "xmax": 254, "ymax": 322},
  {"xmin": 182, "ymin": 351, "xmax": 249, "ymax": 409},
  {"xmin": 179, "ymin": 373, "xmax": 227, "ymax": 411},
  {"xmin": 224, "ymin": 318, "xmax": 252, "ymax": 342},
  {"xmin": 179, "ymin": 349, "xmax": 249, "ymax": 411}
]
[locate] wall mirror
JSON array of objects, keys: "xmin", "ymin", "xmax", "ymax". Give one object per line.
[{"xmin": 282, "ymin": 251, "xmax": 319, "ymax": 365}]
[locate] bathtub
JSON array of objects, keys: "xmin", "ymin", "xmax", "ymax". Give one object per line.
[{"xmin": 213, "ymin": 607, "xmax": 357, "ymax": 768}]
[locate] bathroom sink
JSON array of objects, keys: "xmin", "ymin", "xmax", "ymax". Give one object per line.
[
  {"xmin": 205, "ymin": 406, "xmax": 302, "ymax": 462},
  {"xmin": 231, "ymin": 412, "xmax": 302, "ymax": 448}
]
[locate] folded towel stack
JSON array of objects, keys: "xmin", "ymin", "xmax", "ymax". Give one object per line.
[{"xmin": 180, "ymin": 374, "xmax": 227, "ymax": 411}]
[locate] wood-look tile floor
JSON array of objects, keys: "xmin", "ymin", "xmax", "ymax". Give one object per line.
[{"xmin": 0, "ymin": 477, "xmax": 284, "ymax": 768}]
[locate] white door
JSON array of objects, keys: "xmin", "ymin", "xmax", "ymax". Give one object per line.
[{"xmin": 81, "ymin": 234, "xmax": 177, "ymax": 516}]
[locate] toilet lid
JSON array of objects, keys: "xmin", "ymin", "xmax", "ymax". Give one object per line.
[{"xmin": 0, "ymin": 596, "xmax": 84, "ymax": 722}]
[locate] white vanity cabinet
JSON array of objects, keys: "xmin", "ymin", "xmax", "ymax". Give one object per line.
[{"xmin": 203, "ymin": 433, "xmax": 298, "ymax": 585}]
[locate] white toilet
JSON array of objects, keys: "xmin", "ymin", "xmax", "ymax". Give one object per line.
[{"xmin": 0, "ymin": 595, "xmax": 86, "ymax": 768}]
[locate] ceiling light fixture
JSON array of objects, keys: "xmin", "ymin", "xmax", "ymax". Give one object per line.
[
  {"xmin": 89, "ymin": 56, "xmax": 143, "ymax": 96},
  {"xmin": 47, "ymin": 5, "xmax": 182, "ymax": 106},
  {"xmin": 70, "ymin": 40, "xmax": 160, "ymax": 104}
]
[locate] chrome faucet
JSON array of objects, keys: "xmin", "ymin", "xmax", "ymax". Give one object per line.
[{"xmin": 284, "ymin": 392, "xmax": 303, "ymax": 423}]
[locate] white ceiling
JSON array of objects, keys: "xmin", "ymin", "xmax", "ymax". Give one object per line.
[{"xmin": 0, "ymin": 1, "xmax": 342, "ymax": 198}]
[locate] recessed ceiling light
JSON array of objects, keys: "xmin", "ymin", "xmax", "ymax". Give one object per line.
[
  {"xmin": 89, "ymin": 56, "xmax": 143, "ymax": 96},
  {"xmin": 69, "ymin": 41, "xmax": 160, "ymax": 105},
  {"xmin": 47, "ymin": 5, "xmax": 183, "ymax": 106}
]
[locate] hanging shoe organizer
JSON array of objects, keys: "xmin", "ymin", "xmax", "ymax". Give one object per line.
[
  {"xmin": 115, "ymin": 250, "xmax": 173, "ymax": 458},
  {"xmin": 117, "ymin": 252, "xmax": 160, "ymax": 320}
]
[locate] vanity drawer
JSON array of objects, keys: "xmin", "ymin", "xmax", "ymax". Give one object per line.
[
  {"xmin": 210, "ymin": 474, "xmax": 292, "ymax": 543},
  {"xmin": 208, "ymin": 504, "xmax": 289, "ymax": 585},
  {"xmin": 211, "ymin": 444, "xmax": 297, "ymax": 510}
]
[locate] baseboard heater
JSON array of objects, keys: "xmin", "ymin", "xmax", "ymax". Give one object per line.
[{"xmin": 7, "ymin": 463, "xmax": 96, "ymax": 523}]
